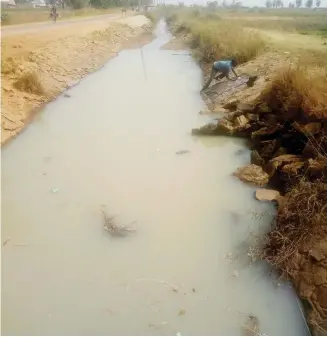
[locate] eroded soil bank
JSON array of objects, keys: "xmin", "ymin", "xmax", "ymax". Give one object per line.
[{"xmin": 1, "ymin": 15, "xmax": 152, "ymax": 145}]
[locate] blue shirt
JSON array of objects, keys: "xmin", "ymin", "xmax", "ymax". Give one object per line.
[{"xmin": 213, "ymin": 60, "xmax": 233, "ymax": 73}]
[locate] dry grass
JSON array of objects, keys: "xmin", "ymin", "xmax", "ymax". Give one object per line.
[
  {"xmin": 13, "ymin": 71, "xmax": 45, "ymax": 95},
  {"xmin": 256, "ymin": 64, "xmax": 327, "ymax": 121},
  {"xmin": 168, "ymin": 11, "xmax": 266, "ymax": 64},
  {"xmin": 263, "ymin": 180, "xmax": 327, "ymax": 276}
]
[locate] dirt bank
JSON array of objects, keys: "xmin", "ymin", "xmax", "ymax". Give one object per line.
[{"xmin": 1, "ymin": 15, "xmax": 152, "ymax": 145}]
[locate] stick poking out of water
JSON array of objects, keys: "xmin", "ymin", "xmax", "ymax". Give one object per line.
[{"xmin": 101, "ymin": 208, "xmax": 136, "ymax": 237}]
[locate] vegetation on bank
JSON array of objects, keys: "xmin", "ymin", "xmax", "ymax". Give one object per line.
[{"xmin": 166, "ymin": 9, "xmax": 266, "ymax": 64}]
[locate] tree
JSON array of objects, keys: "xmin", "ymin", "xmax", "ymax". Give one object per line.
[
  {"xmin": 295, "ymin": 0, "xmax": 302, "ymax": 7},
  {"xmin": 305, "ymin": 0, "xmax": 313, "ymax": 7},
  {"xmin": 207, "ymin": 0, "xmax": 218, "ymax": 9},
  {"xmin": 265, "ymin": 0, "xmax": 272, "ymax": 7},
  {"xmin": 316, "ymin": 0, "xmax": 321, "ymax": 6}
]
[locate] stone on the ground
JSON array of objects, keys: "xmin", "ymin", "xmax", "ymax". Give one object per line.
[
  {"xmin": 192, "ymin": 118, "xmax": 237, "ymax": 136},
  {"xmin": 233, "ymin": 164, "xmax": 269, "ymax": 186},
  {"xmin": 251, "ymin": 150, "xmax": 265, "ymax": 166},
  {"xmin": 292, "ymin": 122, "xmax": 322, "ymax": 135},
  {"xmin": 223, "ymin": 100, "xmax": 239, "ymax": 111},
  {"xmin": 236, "ymin": 103, "xmax": 255, "ymax": 113},
  {"xmin": 255, "ymin": 189, "xmax": 280, "ymax": 202}
]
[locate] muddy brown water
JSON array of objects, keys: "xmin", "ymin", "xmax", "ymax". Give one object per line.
[{"xmin": 2, "ymin": 21, "xmax": 309, "ymax": 335}]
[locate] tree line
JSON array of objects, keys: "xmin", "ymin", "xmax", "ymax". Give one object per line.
[{"xmin": 265, "ymin": 0, "xmax": 321, "ymax": 8}]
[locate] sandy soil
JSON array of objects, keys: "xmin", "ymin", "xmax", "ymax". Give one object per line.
[{"xmin": 1, "ymin": 15, "xmax": 151, "ymax": 145}]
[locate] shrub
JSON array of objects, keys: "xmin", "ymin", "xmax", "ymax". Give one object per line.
[
  {"xmin": 14, "ymin": 71, "xmax": 45, "ymax": 95},
  {"xmin": 71, "ymin": 0, "xmax": 89, "ymax": 9},
  {"xmin": 257, "ymin": 65, "xmax": 327, "ymax": 121}
]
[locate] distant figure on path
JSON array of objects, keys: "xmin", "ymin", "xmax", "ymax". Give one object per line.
[
  {"xmin": 121, "ymin": 6, "xmax": 127, "ymax": 17},
  {"xmin": 200, "ymin": 59, "xmax": 239, "ymax": 93}
]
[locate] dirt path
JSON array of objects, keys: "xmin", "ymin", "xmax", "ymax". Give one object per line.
[
  {"xmin": 1, "ymin": 13, "xmax": 124, "ymax": 37},
  {"xmin": 1, "ymin": 15, "xmax": 151, "ymax": 145}
]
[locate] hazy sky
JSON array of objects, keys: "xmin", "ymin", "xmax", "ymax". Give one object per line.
[{"xmin": 163, "ymin": 0, "xmax": 325, "ymax": 8}]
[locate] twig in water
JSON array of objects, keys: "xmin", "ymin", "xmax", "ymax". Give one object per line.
[
  {"xmin": 101, "ymin": 208, "xmax": 136, "ymax": 237},
  {"xmin": 125, "ymin": 278, "xmax": 181, "ymax": 292},
  {"xmin": 223, "ymin": 310, "xmax": 263, "ymax": 336}
]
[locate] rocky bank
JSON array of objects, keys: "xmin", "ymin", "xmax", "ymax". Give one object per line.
[{"xmin": 193, "ymin": 72, "xmax": 327, "ymax": 334}]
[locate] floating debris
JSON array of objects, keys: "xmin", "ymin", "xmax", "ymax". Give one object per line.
[
  {"xmin": 175, "ymin": 150, "xmax": 190, "ymax": 155},
  {"xmin": 2, "ymin": 237, "xmax": 10, "ymax": 246},
  {"xmin": 192, "ymin": 288, "xmax": 196, "ymax": 293},
  {"xmin": 101, "ymin": 208, "xmax": 136, "ymax": 237},
  {"xmin": 231, "ymin": 270, "xmax": 239, "ymax": 279},
  {"xmin": 224, "ymin": 252, "xmax": 233, "ymax": 263},
  {"xmin": 243, "ymin": 315, "xmax": 260, "ymax": 336},
  {"xmin": 178, "ymin": 309, "xmax": 186, "ymax": 316},
  {"xmin": 64, "ymin": 93, "xmax": 71, "ymax": 98},
  {"xmin": 51, "ymin": 188, "xmax": 59, "ymax": 193}
]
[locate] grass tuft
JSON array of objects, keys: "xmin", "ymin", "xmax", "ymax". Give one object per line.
[
  {"xmin": 14, "ymin": 71, "xmax": 45, "ymax": 95},
  {"xmin": 257, "ymin": 65, "xmax": 327, "ymax": 121},
  {"xmin": 264, "ymin": 180, "xmax": 327, "ymax": 276}
]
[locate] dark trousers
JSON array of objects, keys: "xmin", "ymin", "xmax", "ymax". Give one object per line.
[{"xmin": 200, "ymin": 65, "xmax": 226, "ymax": 92}]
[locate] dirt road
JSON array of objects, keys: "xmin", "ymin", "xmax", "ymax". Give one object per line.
[{"xmin": 1, "ymin": 13, "xmax": 126, "ymax": 37}]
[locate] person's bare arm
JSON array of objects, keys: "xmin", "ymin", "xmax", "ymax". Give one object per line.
[
  {"xmin": 232, "ymin": 68, "xmax": 238, "ymax": 78},
  {"xmin": 226, "ymin": 72, "xmax": 237, "ymax": 81}
]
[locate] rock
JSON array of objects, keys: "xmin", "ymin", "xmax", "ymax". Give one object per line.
[
  {"xmin": 274, "ymin": 147, "xmax": 287, "ymax": 157},
  {"xmin": 234, "ymin": 115, "xmax": 250, "ymax": 129},
  {"xmin": 255, "ymin": 189, "xmax": 280, "ymax": 202},
  {"xmin": 251, "ymin": 150, "xmax": 265, "ymax": 166},
  {"xmin": 237, "ymin": 103, "xmax": 255, "ymax": 113},
  {"xmin": 251, "ymin": 124, "xmax": 282, "ymax": 139},
  {"xmin": 257, "ymin": 103, "xmax": 272, "ymax": 114},
  {"xmin": 302, "ymin": 142, "xmax": 317, "ymax": 158},
  {"xmin": 270, "ymin": 154, "xmax": 303, "ymax": 167},
  {"xmin": 282, "ymin": 161, "xmax": 304, "ymax": 175},
  {"xmin": 266, "ymin": 154, "xmax": 303, "ymax": 177},
  {"xmin": 258, "ymin": 140, "xmax": 278, "ymax": 160},
  {"xmin": 292, "ymin": 122, "xmax": 322, "ymax": 136},
  {"xmin": 223, "ymin": 100, "xmax": 239, "ymax": 111},
  {"xmin": 192, "ymin": 117, "xmax": 248, "ymax": 137},
  {"xmin": 246, "ymin": 113, "xmax": 259, "ymax": 122},
  {"xmin": 246, "ymin": 75, "xmax": 258, "ymax": 87},
  {"xmin": 226, "ymin": 110, "xmax": 245, "ymax": 121},
  {"xmin": 233, "ymin": 164, "xmax": 269, "ymax": 186},
  {"xmin": 309, "ymin": 248, "xmax": 325, "ymax": 262},
  {"xmin": 305, "ymin": 158, "xmax": 327, "ymax": 178}
]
